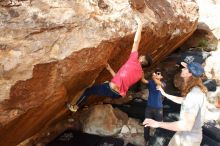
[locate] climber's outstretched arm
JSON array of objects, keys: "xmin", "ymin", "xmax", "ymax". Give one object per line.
[
  {"xmin": 106, "ymin": 63, "xmax": 116, "ymax": 77},
  {"xmin": 141, "ymin": 72, "xmax": 149, "ymax": 84},
  {"xmin": 131, "ymin": 14, "xmax": 143, "ymax": 53}
]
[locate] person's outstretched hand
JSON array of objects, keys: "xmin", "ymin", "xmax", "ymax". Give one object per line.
[
  {"xmin": 157, "ymin": 85, "xmax": 165, "ymax": 95},
  {"xmin": 143, "ymin": 118, "xmax": 160, "ymax": 128}
]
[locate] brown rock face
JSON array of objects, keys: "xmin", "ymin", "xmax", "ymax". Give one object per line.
[
  {"xmin": 79, "ymin": 104, "xmax": 127, "ymax": 136},
  {"xmin": 0, "ymin": 0, "xmax": 198, "ymax": 145},
  {"xmin": 129, "ymin": 0, "xmax": 146, "ymax": 11}
]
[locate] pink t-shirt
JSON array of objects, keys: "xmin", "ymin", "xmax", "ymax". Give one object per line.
[{"xmin": 111, "ymin": 51, "xmax": 143, "ymax": 96}]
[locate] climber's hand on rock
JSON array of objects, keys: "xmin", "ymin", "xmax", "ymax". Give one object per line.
[{"xmin": 134, "ymin": 13, "xmax": 142, "ymax": 25}]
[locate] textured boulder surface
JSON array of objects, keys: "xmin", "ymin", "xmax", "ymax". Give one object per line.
[
  {"xmin": 79, "ymin": 104, "xmax": 128, "ymax": 136},
  {"xmin": 197, "ymin": 0, "xmax": 220, "ymax": 84},
  {"xmin": 0, "ymin": 0, "xmax": 198, "ymax": 145},
  {"xmin": 181, "ymin": 0, "xmax": 220, "ymax": 84}
]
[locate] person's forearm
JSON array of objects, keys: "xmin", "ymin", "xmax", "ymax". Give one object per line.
[
  {"xmin": 158, "ymin": 121, "xmax": 189, "ymax": 132},
  {"xmin": 107, "ymin": 67, "xmax": 116, "ymax": 77},
  {"xmin": 141, "ymin": 74, "xmax": 148, "ymax": 84},
  {"xmin": 106, "ymin": 64, "xmax": 116, "ymax": 77},
  {"xmin": 109, "ymin": 69, "xmax": 116, "ymax": 77},
  {"xmin": 162, "ymin": 92, "xmax": 184, "ymax": 104},
  {"xmin": 141, "ymin": 78, "xmax": 148, "ymax": 84},
  {"xmin": 132, "ymin": 15, "xmax": 143, "ymax": 52},
  {"xmin": 131, "ymin": 23, "xmax": 142, "ymax": 52},
  {"xmin": 133, "ymin": 23, "xmax": 142, "ymax": 45}
]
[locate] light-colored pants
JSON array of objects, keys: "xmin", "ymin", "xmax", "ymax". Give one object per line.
[{"xmin": 168, "ymin": 133, "xmax": 201, "ymax": 146}]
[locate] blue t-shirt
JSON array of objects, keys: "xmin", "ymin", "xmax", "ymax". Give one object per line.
[{"xmin": 147, "ymin": 80, "xmax": 163, "ymax": 108}]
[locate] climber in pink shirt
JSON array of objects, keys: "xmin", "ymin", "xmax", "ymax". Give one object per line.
[
  {"xmin": 67, "ymin": 14, "xmax": 152, "ymax": 112},
  {"xmin": 110, "ymin": 51, "xmax": 143, "ymax": 97}
]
